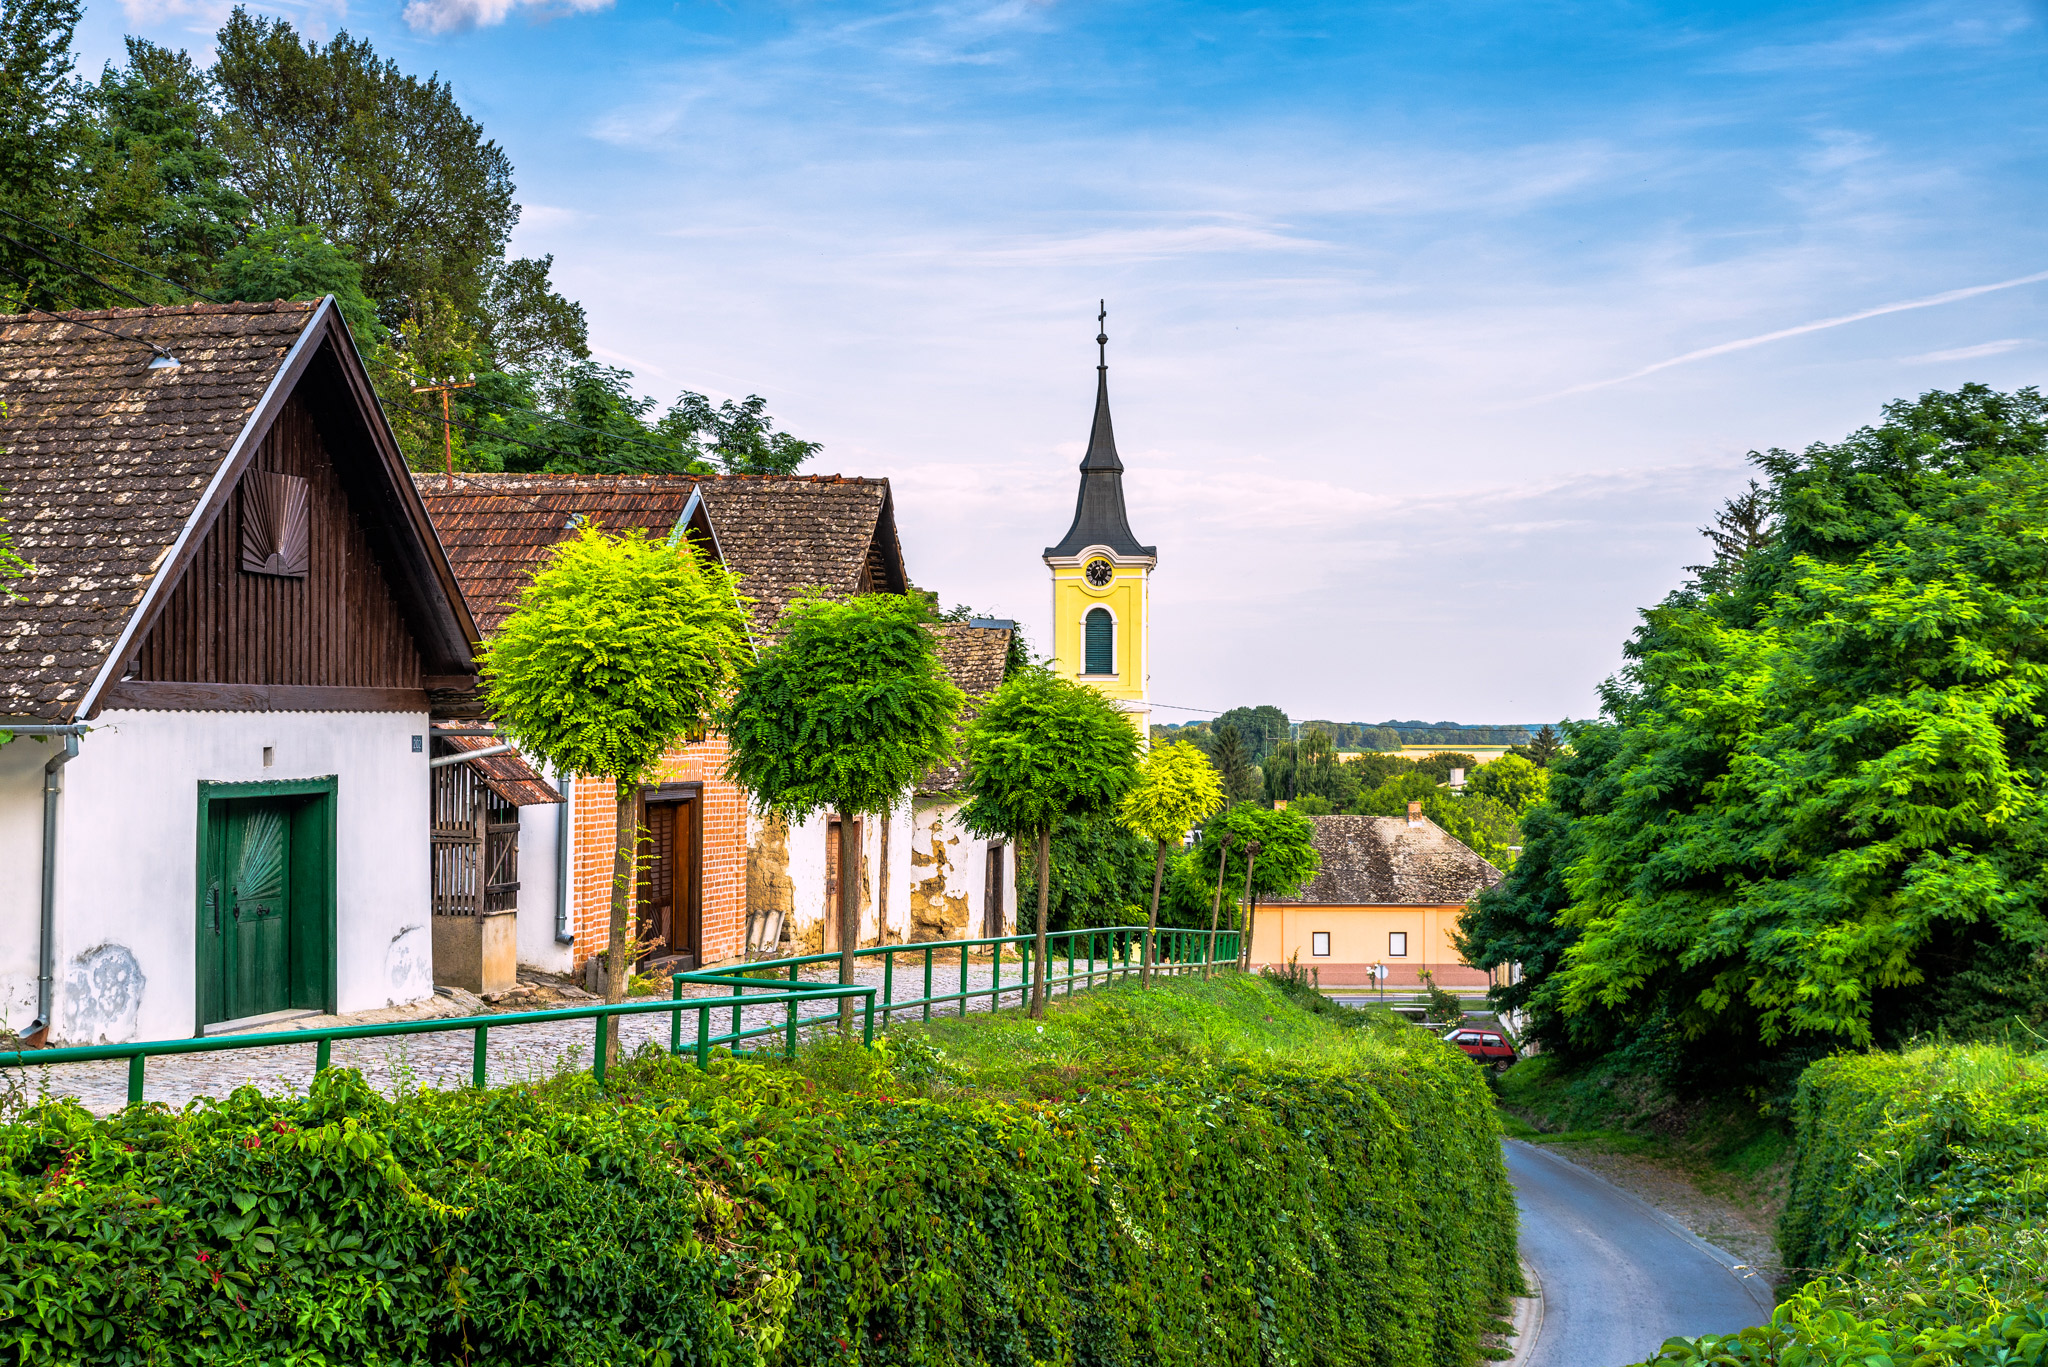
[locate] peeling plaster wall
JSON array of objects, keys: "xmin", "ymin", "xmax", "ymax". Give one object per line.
[
  {"xmin": 905, "ymin": 799, "xmax": 1017, "ymax": 942},
  {"xmin": 24, "ymin": 710, "xmax": 434, "ymax": 1043},
  {"xmin": 0, "ymin": 738, "xmax": 48, "ymax": 1034}
]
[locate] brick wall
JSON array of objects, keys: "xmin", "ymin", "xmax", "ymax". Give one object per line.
[{"xmin": 565, "ymin": 733, "xmax": 749, "ymax": 970}]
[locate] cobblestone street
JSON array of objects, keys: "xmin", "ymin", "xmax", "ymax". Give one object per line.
[{"xmin": 8, "ymin": 950, "xmax": 1166, "ymax": 1117}]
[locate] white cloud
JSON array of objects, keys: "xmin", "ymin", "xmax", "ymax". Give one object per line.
[
  {"xmin": 1900, "ymin": 338, "xmax": 2035, "ymax": 363},
  {"xmin": 401, "ymin": 0, "xmax": 611, "ymax": 36}
]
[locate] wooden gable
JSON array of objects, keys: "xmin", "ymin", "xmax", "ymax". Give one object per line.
[{"xmin": 96, "ymin": 335, "xmax": 477, "ymax": 714}]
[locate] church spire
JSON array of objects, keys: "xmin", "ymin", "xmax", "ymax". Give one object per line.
[{"xmin": 1046, "ymin": 301, "xmax": 1156, "ymax": 559}]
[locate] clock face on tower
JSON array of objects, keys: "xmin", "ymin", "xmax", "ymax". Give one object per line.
[{"xmin": 1085, "ymin": 558, "xmax": 1114, "ymax": 588}]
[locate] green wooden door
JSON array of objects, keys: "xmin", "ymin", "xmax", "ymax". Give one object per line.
[{"xmin": 201, "ymin": 799, "xmax": 294, "ymax": 1023}]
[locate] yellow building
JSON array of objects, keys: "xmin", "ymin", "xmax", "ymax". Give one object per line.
[
  {"xmin": 1043, "ymin": 306, "xmax": 1154, "ymax": 737},
  {"xmin": 1251, "ymin": 811, "xmax": 1503, "ymax": 988}
]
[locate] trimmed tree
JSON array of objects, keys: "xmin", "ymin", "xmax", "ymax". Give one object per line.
[
  {"xmin": 1119, "ymin": 741, "xmax": 1224, "ymax": 986},
  {"xmin": 1194, "ymin": 803, "xmax": 1321, "ymax": 971},
  {"xmin": 482, "ymin": 525, "xmax": 751, "ymax": 1058},
  {"xmin": 720, "ymin": 593, "xmax": 963, "ymax": 1032},
  {"xmin": 961, "ymin": 666, "xmax": 1140, "ymax": 1018}
]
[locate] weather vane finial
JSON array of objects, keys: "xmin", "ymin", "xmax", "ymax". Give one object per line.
[{"xmin": 1096, "ymin": 299, "xmax": 1108, "ymax": 368}]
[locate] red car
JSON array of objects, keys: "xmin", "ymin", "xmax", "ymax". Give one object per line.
[{"xmin": 1447, "ymin": 1025, "xmax": 1516, "ymax": 1067}]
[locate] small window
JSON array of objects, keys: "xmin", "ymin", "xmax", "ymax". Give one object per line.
[
  {"xmin": 1083, "ymin": 608, "xmax": 1114, "ymax": 675},
  {"xmin": 1311, "ymin": 931, "xmax": 1330, "ymax": 957},
  {"xmin": 1389, "ymin": 931, "xmax": 1408, "ymax": 957}
]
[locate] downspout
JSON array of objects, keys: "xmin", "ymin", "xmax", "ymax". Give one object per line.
[
  {"xmin": 19, "ymin": 726, "xmax": 86, "ymax": 1043},
  {"xmin": 555, "ymin": 766, "xmax": 573, "ymax": 944}
]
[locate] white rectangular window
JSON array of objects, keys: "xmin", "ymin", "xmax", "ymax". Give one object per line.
[
  {"xmin": 1311, "ymin": 931, "xmax": 1330, "ymax": 957},
  {"xmin": 1389, "ymin": 931, "xmax": 1408, "ymax": 957}
]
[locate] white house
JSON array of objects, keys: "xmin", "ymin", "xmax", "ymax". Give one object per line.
[{"xmin": 0, "ymin": 299, "xmax": 485, "ymax": 1044}]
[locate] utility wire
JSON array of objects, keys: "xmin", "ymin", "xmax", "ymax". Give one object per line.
[
  {"xmin": 0, "ymin": 206, "xmax": 224, "ymax": 304},
  {"xmin": 0, "ymin": 230, "xmax": 165, "ymax": 312},
  {"xmin": 0, "ymin": 263, "xmax": 179, "ymax": 361}
]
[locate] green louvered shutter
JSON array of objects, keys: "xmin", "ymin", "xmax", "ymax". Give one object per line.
[{"xmin": 1084, "ymin": 609, "xmax": 1114, "ymax": 675}]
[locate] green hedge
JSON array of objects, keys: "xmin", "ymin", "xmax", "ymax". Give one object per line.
[
  {"xmin": 1652, "ymin": 1044, "xmax": 2048, "ymax": 1366},
  {"xmin": 0, "ymin": 975, "xmax": 1518, "ymax": 1366}
]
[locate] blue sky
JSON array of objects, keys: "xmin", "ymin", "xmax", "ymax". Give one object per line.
[{"xmin": 80, "ymin": 0, "xmax": 2048, "ymax": 726}]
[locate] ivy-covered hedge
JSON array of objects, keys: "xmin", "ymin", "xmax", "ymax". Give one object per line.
[
  {"xmin": 1653, "ymin": 1044, "xmax": 2048, "ymax": 1366},
  {"xmin": 0, "ymin": 975, "xmax": 1518, "ymax": 1366}
]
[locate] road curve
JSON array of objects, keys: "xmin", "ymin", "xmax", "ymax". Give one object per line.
[{"xmin": 1506, "ymin": 1140, "xmax": 1775, "ymax": 1367}]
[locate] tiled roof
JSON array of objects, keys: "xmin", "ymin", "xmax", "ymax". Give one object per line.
[
  {"xmin": 434, "ymin": 727, "xmax": 562, "ymax": 806},
  {"xmin": 918, "ymin": 622, "xmax": 1012, "ymax": 795},
  {"xmin": 1274, "ymin": 814, "xmax": 1502, "ymax": 906},
  {"xmin": 697, "ymin": 476, "xmax": 901, "ymax": 631},
  {"xmin": 413, "ymin": 474, "xmax": 702, "ymax": 634},
  {"xmin": 0, "ymin": 302, "xmax": 317, "ymax": 720},
  {"xmin": 415, "ymin": 471, "xmax": 903, "ymax": 637}
]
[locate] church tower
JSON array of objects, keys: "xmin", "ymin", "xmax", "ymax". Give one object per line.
[{"xmin": 1043, "ymin": 304, "xmax": 1155, "ymax": 738}]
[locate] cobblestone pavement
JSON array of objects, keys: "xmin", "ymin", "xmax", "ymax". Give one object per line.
[{"xmin": 8, "ymin": 950, "xmax": 1168, "ymax": 1117}]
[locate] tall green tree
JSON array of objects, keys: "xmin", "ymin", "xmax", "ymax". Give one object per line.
[
  {"xmin": 721, "ymin": 593, "xmax": 962, "ymax": 1030},
  {"xmin": 482, "ymin": 525, "xmax": 750, "ymax": 1057},
  {"xmin": 1190, "ymin": 803, "xmax": 1320, "ymax": 969},
  {"xmin": 0, "ymin": 0, "xmax": 91, "ymax": 310},
  {"xmin": 1206, "ymin": 722, "xmax": 1261, "ymax": 804},
  {"xmin": 961, "ymin": 668, "xmax": 1140, "ymax": 1017},
  {"xmin": 1468, "ymin": 384, "xmax": 2048, "ymax": 1076},
  {"xmin": 1119, "ymin": 741, "xmax": 1225, "ymax": 985},
  {"xmin": 211, "ymin": 8, "xmax": 517, "ymax": 330},
  {"xmin": 657, "ymin": 391, "xmax": 821, "ymax": 476},
  {"xmin": 1212, "ymin": 704, "xmax": 1289, "ymax": 764},
  {"xmin": 1465, "ymin": 753, "xmax": 1548, "ymax": 815},
  {"xmin": 217, "ymin": 223, "xmax": 381, "ymax": 342}
]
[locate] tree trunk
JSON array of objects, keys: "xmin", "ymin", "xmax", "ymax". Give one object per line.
[
  {"xmin": 1237, "ymin": 852, "xmax": 1259, "ymax": 972},
  {"xmin": 1142, "ymin": 838, "xmax": 1166, "ymax": 988},
  {"xmin": 837, "ymin": 805, "xmax": 859, "ymax": 1034},
  {"xmin": 1030, "ymin": 826, "xmax": 1051, "ymax": 1019},
  {"xmin": 605, "ymin": 780, "xmax": 636, "ymax": 1068},
  {"xmin": 1205, "ymin": 844, "xmax": 1231, "ymax": 978}
]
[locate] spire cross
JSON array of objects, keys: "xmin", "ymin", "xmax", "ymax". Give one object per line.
[{"xmin": 1096, "ymin": 300, "xmax": 1108, "ymax": 368}]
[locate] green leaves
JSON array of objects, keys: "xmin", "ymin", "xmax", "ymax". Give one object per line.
[
  {"xmin": 959, "ymin": 665, "xmax": 1140, "ymax": 842},
  {"xmin": 719, "ymin": 592, "xmax": 964, "ymax": 824},
  {"xmin": 482, "ymin": 524, "xmax": 750, "ymax": 790},
  {"xmin": 1119, "ymin": 741, "xmax": 1224, "ymax": 846}
]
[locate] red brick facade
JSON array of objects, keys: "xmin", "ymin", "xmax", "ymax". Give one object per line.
[{"xmin": 564, "ymin": 733, "xmax": 750, "ymax": 970}]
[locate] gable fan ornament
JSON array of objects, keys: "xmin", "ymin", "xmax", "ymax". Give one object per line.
[{"xmin": 240, "ymin": 470, "xmax": 311, "ymax": 578}]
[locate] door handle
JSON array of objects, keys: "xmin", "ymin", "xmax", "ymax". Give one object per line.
[{"xmin": 230, "ymin": 888, "xmax": 241, "ymax": 923}]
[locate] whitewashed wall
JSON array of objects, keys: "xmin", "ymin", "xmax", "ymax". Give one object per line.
[
  {"xmin": 514, "ymin": 781, "xmax": 571, "ymax": 976},
  {"xmin": 1, "ymin": 710, "xmax": 435, "ymax": 1044},
  {"xmin": 0, "ymin": 738, "xmax": 52, "ymax": 1034}
]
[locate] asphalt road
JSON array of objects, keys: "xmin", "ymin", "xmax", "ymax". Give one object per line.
[{"xmin": 1507, "ymin": 1140, "xmax": 1775, "ymax": 1367}]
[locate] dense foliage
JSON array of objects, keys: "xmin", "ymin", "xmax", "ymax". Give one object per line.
[
  {"xmin": 0, "ymin": 976, "xmax": 1520, "ymax": 1366},
  {"xmin": 1462, "ymin": 385, "xmax": 2048, "ymax": 1079},
  {"xmin": 0, "ymin": 2, "xmax": 816, "ymax": 481},
  {"xmin": 1653, "ymin": 1042, "xmax": 2048, "ymax": 1365},
  {"xmin": 1119, "ymin": 741, "xmax": 1225, "ymax": 982}
]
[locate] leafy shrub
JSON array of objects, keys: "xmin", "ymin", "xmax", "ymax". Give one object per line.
[
  {"xmin": 0, "ymin": 975, "xmax": 1517, "ymax": 1366},
  {"xmin": 1652, "ymin": 1042, "xmax": 2048, "ymax": 1365}
]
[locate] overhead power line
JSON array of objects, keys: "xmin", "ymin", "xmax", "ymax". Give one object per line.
[{"xmin": 0, "ymin": 206, "xmax": 224, "ymax": 304}]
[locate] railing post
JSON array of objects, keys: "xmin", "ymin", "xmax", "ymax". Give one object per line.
[
  {"xmin": 862, "ymin": 989, "xmax": 875, "ymax": 1047},
  {"xmin": 960, "ymin": 942, "xmax": 969, "ymax": 1017},
  {"xmin": 1065, "ymin": 933, "xmax": 1074, "ymax": 995},
  {"xmin": 472, "ymin": 1024, "xmax": 488, "ymax": 1090},
  {"xmin": 127, "ymin": 1054, "xmax": 143, "ymax": 1107},
  {"xmin": 923, "ymin": 946, "xmax": 933, "ymax": 1023},
  {"xmin": 992, "ymin": 940, "xmax": 1002, "ymax": 1010},
  {"xmin": 594, "ymin": 1015, "xmax": 608, "ymax": 1085},
  {"xmin": 1088, "ymin": 932, "xmax": 1095, "ymax": 988},
  {"xmin": 788, "ymin": 961, "xmax": 800, "ymax": 1057},
  {"xmin": 671, "ymin": 976, "xmax": 684, "ymax": 1055},
  {"xmin": 696, "ymin": 1004, "xmax": 710, "ymax": 1070},
  {"xmin": 731, "ymin": 979, "xmax": 744, "ymax": 1056},
  {"xmin": 315, "ymin": 1038, "xmax": 331, "ymax": 1074}
]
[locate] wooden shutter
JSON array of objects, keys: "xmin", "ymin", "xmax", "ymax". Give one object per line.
[{"xmin": 1083, "ymin": 608, "xmax": 1113, "ymax": 675}]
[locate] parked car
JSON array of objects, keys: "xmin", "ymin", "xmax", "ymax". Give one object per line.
[{"xmin": 1446, "ymin": 1025, "xmax": 1516, "ymax": 1067}]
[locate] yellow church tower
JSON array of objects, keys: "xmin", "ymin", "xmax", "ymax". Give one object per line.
[{"xmin": 1044, "ymin": 304, "xmax": 1155, "ymax": 738}]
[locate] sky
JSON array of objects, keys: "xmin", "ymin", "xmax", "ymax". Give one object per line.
[{"xmin": 77, "ymin": 0, "xmax": 2048, "ymax": 727}]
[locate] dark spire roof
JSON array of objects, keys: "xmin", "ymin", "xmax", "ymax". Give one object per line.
[{"xmin": 1044, "ymin": 302, "xmax": 1155, "ymax": 560}]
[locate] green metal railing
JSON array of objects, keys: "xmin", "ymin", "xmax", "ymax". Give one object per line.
[{"xmin": 0, "ymin": 924, "xmax": 1238, "ymax": 1109}]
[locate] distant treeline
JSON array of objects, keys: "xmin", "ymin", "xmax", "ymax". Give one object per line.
[{"xmin": 1159, "ymin": 712, "xmax": 1552, "ymax": 754}]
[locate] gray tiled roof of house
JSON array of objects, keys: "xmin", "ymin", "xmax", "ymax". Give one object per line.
[
  {"xmin": 1274, "ymin": 814, "xmax": 1502, "ymax": 906},
  {"xmin": 917, "ymin": 622, "xmax": 1012, "ymax": 796},
  {"xmin": 0, "ymin": 302, "xmax": 316, "ymax": 720}
]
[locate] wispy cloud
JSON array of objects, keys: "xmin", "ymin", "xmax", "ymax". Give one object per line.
[
  {"xmin": 402, "ymin": 0, "xmax": 611, "ymax": 37},
  {"xmin": 1529, "ymin": 270, "xmax": 2048, "ymax": 402},
  {"xmin": 1901, "ymin": 338, "xmax": 2036, "ymax": 363},
  {"xmin": 1725, "ymin": 2, "xmax": 2034, "ymax": 72}
]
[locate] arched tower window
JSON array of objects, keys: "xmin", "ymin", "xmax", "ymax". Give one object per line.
[{"xmin": 1084, "ymin": 608, "xmax": 1114, "ymax": 676}]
